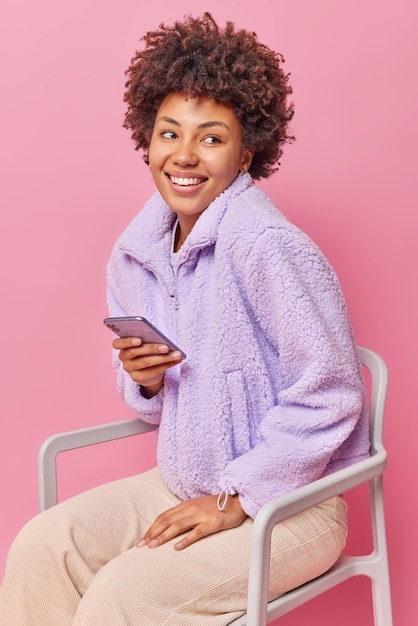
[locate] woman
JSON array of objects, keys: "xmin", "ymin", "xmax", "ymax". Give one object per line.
[{"xmin": 0, "ymin": 13, "xmax": 369, "ymax": 625}]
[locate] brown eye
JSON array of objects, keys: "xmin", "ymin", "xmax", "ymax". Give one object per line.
[{"xmin": 203, "ymin": 135, "xmax": 221, "ymax": 144}]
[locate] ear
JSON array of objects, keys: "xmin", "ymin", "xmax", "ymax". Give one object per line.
[{"xmin": 240, "ymin": 149, "xmax": 254, "ymax": 173}]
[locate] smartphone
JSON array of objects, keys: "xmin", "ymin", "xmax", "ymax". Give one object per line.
[{"xmin": 103, "ymin": 316, "xmax": 186, "ymax": 358}]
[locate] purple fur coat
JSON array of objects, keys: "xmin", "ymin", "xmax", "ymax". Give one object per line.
[{"xmin": 106, "ymin": 173, "xmax": 369, "ymax": 518}]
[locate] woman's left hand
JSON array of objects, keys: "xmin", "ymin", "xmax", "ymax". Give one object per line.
[{"xmin": 137, "ymin": 494, "xmax": 247, "ymax": 551}]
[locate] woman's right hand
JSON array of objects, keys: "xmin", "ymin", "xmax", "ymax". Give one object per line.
[{"xmin": 113, "ymin": 337, "xmax": 183, "ymax": 397}]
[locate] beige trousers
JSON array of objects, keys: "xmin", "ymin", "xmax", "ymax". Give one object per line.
[{"xmin": 0, "ymin": 467, "xmax": 347, "ymax": 625}]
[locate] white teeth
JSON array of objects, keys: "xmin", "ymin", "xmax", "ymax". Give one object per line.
[{"xmin": 170, "ymin": 176, "xmax": 202, "ymax": 186}]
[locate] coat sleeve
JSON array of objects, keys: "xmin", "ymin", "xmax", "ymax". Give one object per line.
[
  {"xmin": 218, "ymin": 226, "xmax": 369, "ymax": 518},
  {"xmin": 105, "ymin": 251, "xmax": 163, "ymax": 425}
]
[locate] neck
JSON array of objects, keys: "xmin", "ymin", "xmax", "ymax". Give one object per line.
[
  {"xmin": 174, "ymin": 213, "xmax": 201, "ymax": 251},
  {"xmin": 174, "ymin": 222, "xmax": 186, "ymax": 252}
]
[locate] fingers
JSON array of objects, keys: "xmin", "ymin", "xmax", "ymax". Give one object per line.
[
  {"xmin": 124, "ymin": 350, "xmax": 182, "ymax": 386},
  {"xmin": 137, "ymin": 496, "xmax": 247, "ymax": 551},
  {"xmin": 138, "ymin": 505, "xmax": 208, "ymax": 551},
  {"xmin": 113, "ymin": 336, "xmax": 167, "ymax": 353},
  {"xmin": 113, "ymin": 337, "xmax": 182, "ymax": 363},
  {"xmin": 113, "ymin": 337, "xmax": 183, "ymax": 387}
]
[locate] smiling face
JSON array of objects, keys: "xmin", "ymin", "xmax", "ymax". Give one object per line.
[{"xmin": 149, "ymin": 92, "xmax": 253, "ymax": 236}]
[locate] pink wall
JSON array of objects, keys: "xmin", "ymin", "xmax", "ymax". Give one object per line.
[{"xmin": 0, "ymin": 1, "xmax": 416, "ymax": 624}]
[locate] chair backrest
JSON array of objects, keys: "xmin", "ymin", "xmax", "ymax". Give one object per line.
[{"xmin": 357, "ymin": 346, "xmax": 388, "ymax": 454}]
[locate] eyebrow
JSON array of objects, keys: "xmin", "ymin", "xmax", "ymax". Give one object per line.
[{"xmin": 156, "ymin": 116, "xmax": 231, "ymax": 131}]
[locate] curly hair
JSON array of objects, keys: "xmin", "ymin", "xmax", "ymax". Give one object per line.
[{"xmin": 123, "ymin": 12, "xmax": 294, "ymax": 180}]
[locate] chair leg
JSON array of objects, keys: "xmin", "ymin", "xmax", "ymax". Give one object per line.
[
  {"xmin": 369, "ymin": 477, "xmax": 393, "ymax": 626},
  {"xmin": 372, "ymin": 576, "xmax": 393, "ymax": 626}
]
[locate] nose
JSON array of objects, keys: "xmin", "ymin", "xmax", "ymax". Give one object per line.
[{"xmin": 172, "ymin": 139, "xmax": 198, "ymax": 166}]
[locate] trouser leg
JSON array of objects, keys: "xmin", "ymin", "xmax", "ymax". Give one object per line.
[
  {"xmin": 0, "ymin": 467, "xmax": 347, "ymax": 626},
  {"xmin": 74, "ymin": 489, "xmax": 347, "ymax": 625},
  {"xmin": 0, "ymin": 468, "xmax": 178, "ymax": 625}
]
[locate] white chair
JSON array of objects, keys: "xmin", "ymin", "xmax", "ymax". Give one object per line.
[{"xmin": 38, "ymin": 347, "xmax": 392, "ymax": 625}]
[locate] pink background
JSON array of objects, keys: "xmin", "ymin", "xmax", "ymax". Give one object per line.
[{"xmin": 0, "ymin": 1, "xmax": 416, "ymax": 624}]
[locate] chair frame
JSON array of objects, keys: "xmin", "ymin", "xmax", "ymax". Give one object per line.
[{"xmin": 38, "ymin": 347, "xmax": 392, "ymax": 625}]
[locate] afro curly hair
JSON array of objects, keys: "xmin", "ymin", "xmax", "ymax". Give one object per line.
[{"xmin": 123, "ymin": 12, "xmax": 294, "ymax": 180}]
